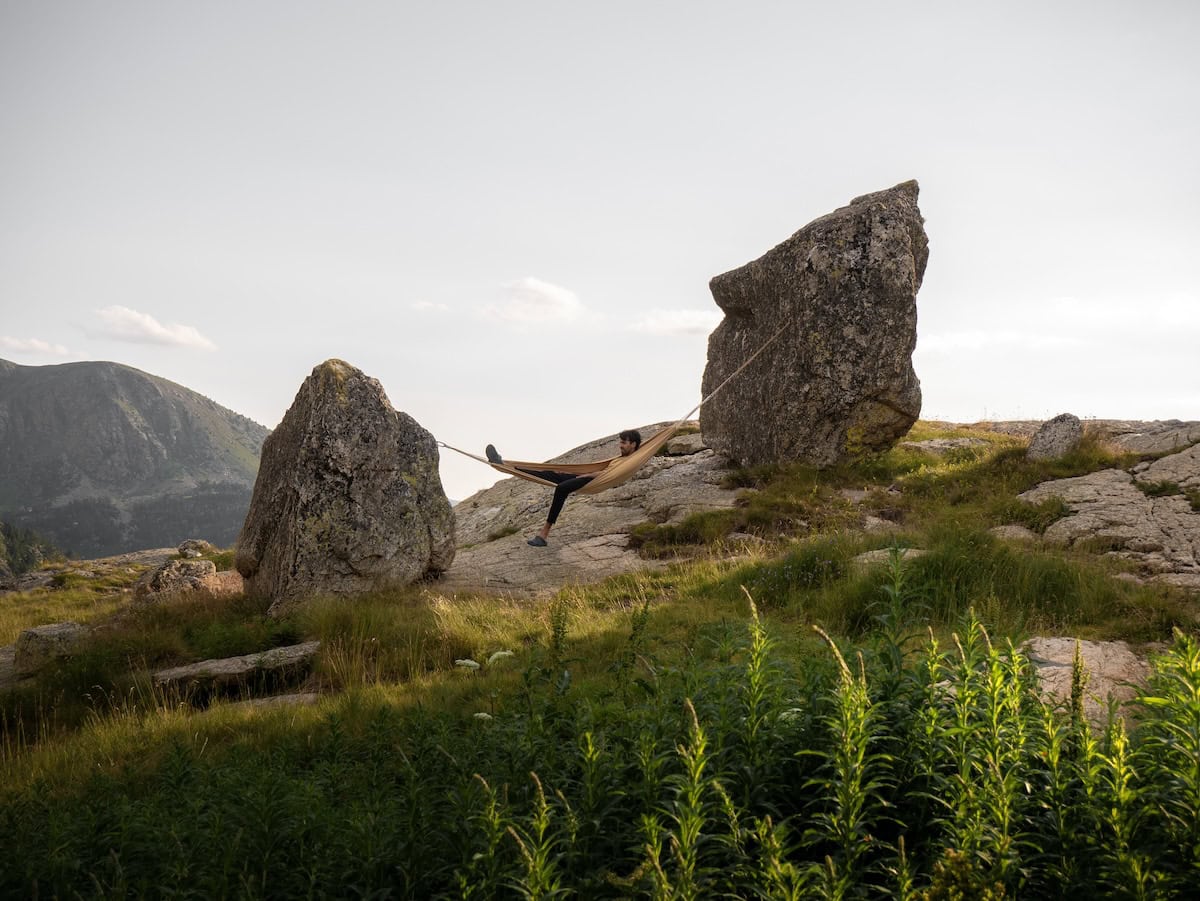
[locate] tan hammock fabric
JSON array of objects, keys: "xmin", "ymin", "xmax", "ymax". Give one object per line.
[
  {"xmin": 440, "ymin": 417, "xmax": 692, "ymax": 495},
  {"xmin": 487, "ymin": 418, "xmax": 689, "ymax": 494}
]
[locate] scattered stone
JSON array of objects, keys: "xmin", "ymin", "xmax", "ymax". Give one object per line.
[
  {"xmin": 235, "ymin": 360, "xmax": 455, "ymax": 614},
  {"xmin": 1027, "ymin": 413, "xmax": 1083, "ymax": 461},
  {"xmin": 13, "ymin": 622, "xmax": 89, "ymax": 676},
  {"xmin": 153, "ymin": 641, "xmax": 322, "ymax": 689},
  {"xmin": 1023, "ymin": 637, "xmax": 1151, "ymax": 728},
  {"xmin": 850, "ymin": 547, "xmax": 926, "ymax": 572},
  {"xmin": 665, "ymin": 432, "xmax": 707, "ymax": 455},
  {"xmin": 901, "ymin": 437, "xmax": 989, "ymax": 455},
  {"xmin": 988, "ymin": 524, "xmax": 1039, "ymax": 543},
  {"xmin": 227, "ymin": 692, "xmax": 322, "ymax": 711},
  {"xmin": 134, "ymin": 559, "xmax": 218, "ymax": 601},
  {"xmin": 701, "ymin": 180, "xmax": 927, "ymax": 467},
  {"xmin": 1019, "ymin": 444, "xmax": 1200, "ymax": 578},
  {"xmin": 1136, "ymin": 441, "xmax": 1200, "ymax": 491},
  {"xmin": 177, "ymin": 538, "xmax": 217, "ymax": 558},
  {"xmin": 862, "ymin": 515, "xmax": 900, "ymax": 533},
  {"xmin": 1098, "ymin": 420, "xmax": 1200, "ymax": 455}
]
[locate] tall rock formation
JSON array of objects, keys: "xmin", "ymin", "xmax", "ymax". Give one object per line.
[
  {"xmin": 0, "ymin": 358, "xmax": 268, "ymax": 556},
  {"xmin": 235, "ymin": 360, "xmax": 454, "ymax": 613},
  {"xmin": 701, "ymin": 180, "xmax": 928, "ymax": 466}
]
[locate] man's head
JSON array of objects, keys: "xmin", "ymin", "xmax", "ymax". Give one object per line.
[{"xmin": 618, "ymin": 429, "xmax": 642, "ymax": 455}]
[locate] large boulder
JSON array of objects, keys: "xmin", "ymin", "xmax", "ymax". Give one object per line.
[
  {"xmin": 1027, "ymin": 413, "xmax": 1083, "ymax": 460},
  {"xmin": 235, "ymin": 360, "xmax": 454, "ymax": 613},
  {"xmin": 701, "ymin": 180, "xmax": 927, "ymax": 466}
]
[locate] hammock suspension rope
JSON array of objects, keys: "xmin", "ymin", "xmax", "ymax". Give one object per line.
[{"xmin": 438, "ymin": 320, "xmax": 791, "ymax": 494}]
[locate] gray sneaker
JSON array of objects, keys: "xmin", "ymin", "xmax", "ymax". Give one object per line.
[
  {"xmin": 527, "ymin": 536, "xmax": 547, "ymax": 547},
  {"xmin": 485, "ymin": 444, "xmax": 503, "ymax": 464}
]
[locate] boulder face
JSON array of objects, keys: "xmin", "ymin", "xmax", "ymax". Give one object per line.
[
  {"xmin": 701, "ymin": 180, "xmax": 927, "ymax": 466},
  {"xmin": 1027, "ymin": 413, "xmax": 1083, "ymax": 460},
  {"xmin": 235, "ymin": 360, "xmax": 455, "ymax": 612}
]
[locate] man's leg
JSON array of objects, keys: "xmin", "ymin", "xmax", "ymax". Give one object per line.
[{"xmin": 530, "ymin": 475, "xmax": 594, "ymax": 545}]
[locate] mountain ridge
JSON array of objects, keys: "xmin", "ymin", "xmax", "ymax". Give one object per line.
[{"xmin": 0, "ymin": 358, "xmax": 269, "ymax": 556}]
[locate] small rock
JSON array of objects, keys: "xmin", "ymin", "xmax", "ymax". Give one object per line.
[
  {"xmin": 134, "ymin": 559, "xmax": 219, "ymax": 602},
  {"xmin": 901, "ymin": 438, "xmax": 989, "ymax": 455},
  {"xmin": 1027, "ymin": 413, "xmax": 1083, "ymax": 461},
  {"xmin": 665, "ymin": 433, "xmax": 706, "ymax": 456},
  {"xmin": 850, "ymin": 547, "xmax": 926, "ymax": 572},
  {"xmin": 14, "ymin": 622, "xmax": 89, "ymax": 676},
  {"xmin": 988, "ymin": 524, "xmax": 1039, "ymax": 543},
  {"xmin": 1023, "ymin": 637, "xmax": 1151, "ymax": 728},
  {"xmin": 177, "ymin": 538, "xmax": 217, "ymax": 558},
  {"xmin": 153, "ymin": 641, "xmax": 322, "ymax": 689}
]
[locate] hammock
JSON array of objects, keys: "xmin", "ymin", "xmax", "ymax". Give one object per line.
[{"xmin": 439, "ymin": 320, "xmax": 789, "ymax": 494}]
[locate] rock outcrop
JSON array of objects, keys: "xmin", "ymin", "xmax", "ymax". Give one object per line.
[
  {"xmin": 1027, "ymin": 413, "xmax": 1083, "ymax": 460},
  {"xmin": 1024, "ymin": 637, "xmax": 1151, "ymax": 728},
  {"xmin": 133, "ymin": 559, "xmax": 218, "ymax": 601},
  {"xmin": 1018, "ymin": 439, "xmax": 1200, "ymax": 587},
  {"xmin": 153, "ymin": 641, "xmax": 321, "ymax": 690},
  {"xmin": 701, "ymin": 180, "xmax": 927, "ymax": 467},
  {"xmin": 14, "ymin": 622, "xmax": 89, "ymax": 676},
  {"xmin": 235, "ymin": 360, "xmax": 454, "ymax": 613},
  {"xmin": 442, "ymin": 424, "xmax": 740, "ymax": 596}
]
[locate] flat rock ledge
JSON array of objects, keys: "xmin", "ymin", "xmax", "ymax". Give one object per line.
[
  {"xmin": 441, "ymin": 424, "xmax": 740, "ymax": 596},
  {"xmin": 1018, "ymin": 439, "xmax": 1200, "ymax": 584},
  {"xmin": 1024, "ymin": 637, "xmax": 1152, "ymax": 728},
  {"xmin": 153, "ymin": 641, "xmax": 321, "ymax": 689}
]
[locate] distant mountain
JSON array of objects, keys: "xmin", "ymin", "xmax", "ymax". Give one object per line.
[{"xmin": 0, "ymin": 358, "xmax": 269, "ymax": 557}]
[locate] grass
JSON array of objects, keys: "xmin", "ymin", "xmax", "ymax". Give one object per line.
[{"xmin": 1, "ymin": 420, "xmax": 1198, "ymax": 896}]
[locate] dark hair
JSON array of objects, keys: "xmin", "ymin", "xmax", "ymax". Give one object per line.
[{"xmin": 619, "ymin": 429, "xmax": 642, "ymax": 449}]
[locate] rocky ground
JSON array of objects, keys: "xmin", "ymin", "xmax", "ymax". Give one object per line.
[
  {"xmin": 4, "ymin": 418, "xmax": 1198, "ymax": 711},
  {"xmin": 441, "ymin": 418, "xmax": 1200, "ymax": 598},
  {"xmin": 440, "ymin": 424, "xmax": 741, "ymax": 596}
]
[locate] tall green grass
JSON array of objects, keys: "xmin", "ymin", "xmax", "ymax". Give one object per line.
[{"xmin": 4, "ymin": 598, "xmax": 1200, "ymax": 897}]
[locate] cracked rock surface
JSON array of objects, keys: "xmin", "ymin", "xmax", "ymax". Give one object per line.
[{"xmin": 1018, "ymin": 439, "xmax": 1200, "ymax": 584}]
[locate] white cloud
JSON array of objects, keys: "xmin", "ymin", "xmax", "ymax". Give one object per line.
[
  {"xmin": 630, "ymin": 309, "xmax": 722, "ymax": 336},
  {"xmin": 0, "ymin": 336, "xmax": 73, "ymax": 356},
  {"xmin": 93, "ymin": 305, "xmax": 217, "ymax": 350},
  {"xmin": 411, "ymin": 300, "xmax": 450, "ymax": 313},
  {"xmin": 480, "ymin": 277, "xmax": 586, "ymax": 324}
]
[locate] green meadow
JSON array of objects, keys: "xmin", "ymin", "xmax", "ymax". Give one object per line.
[{"xmin": 2, "ymin": 423, "xmax": 1198, "ymax": 898}]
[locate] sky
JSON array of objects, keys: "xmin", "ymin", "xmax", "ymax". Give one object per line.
[{"xmin": 2, "ymin": 1, "xmax": 1197, "ymax": 501}]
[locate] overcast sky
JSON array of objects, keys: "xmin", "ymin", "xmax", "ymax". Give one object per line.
[{"xmin": 2, "ymin": 1, "xmax": 1197, "ymax": 500}]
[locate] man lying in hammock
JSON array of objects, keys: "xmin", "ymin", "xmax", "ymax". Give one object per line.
[{"xmin": 486, "ymin": 429, "xmax": 642, "ymax": 547}]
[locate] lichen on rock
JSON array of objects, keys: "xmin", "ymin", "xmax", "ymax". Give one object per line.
[
  {"xmin": 235, "ymin": 359, "xmax": 454, "ymax": 613},
  {"xmin": 701, "ymin": 180, "xmax": 927, "ymax": 466}
]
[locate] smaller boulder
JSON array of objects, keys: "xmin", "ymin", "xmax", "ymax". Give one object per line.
[
  {"xmin": 1024, "ymin": 637, "xmax": 1150, "ymax": 728},
  {"xmin": 177, "ymin": 539, "xmax": 217, "ymax": 558},
  {"xmin": 134, "ymin": 559, "xmax": 218, "ymax": 601},
  {"xmin": 1027, "ymin": 413, "xmax": 1083, "ymax": 461},
  {"xmin": 14, "ymin": 622, "xmax": 89, "ymax": 676},
  {"xmin": 989, "ymin": 524, "xmax": 1039, "ymax": 543}
]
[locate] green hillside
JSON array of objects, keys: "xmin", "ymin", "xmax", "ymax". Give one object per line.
[
  {"xmin": 1, "ymin": 423, "xmax": 1198, "ymax": 897},
  {"xmin": 0, "ymin": 359, "xmax": 269, "ymax": 556}
]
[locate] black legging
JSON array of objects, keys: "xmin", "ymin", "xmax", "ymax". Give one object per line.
[{"xmin": 518, "ymin": 469, "xmax": 595, "ymax": 525}]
